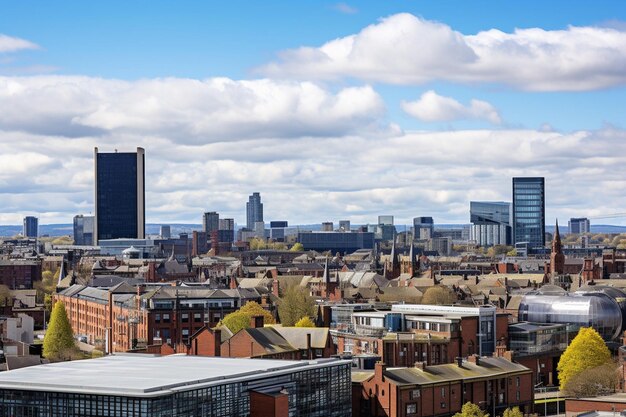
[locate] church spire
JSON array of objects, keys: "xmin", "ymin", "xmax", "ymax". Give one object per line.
[{"xmin": 550, "ymin": 219, "xmax": 565, "ymax": 276}]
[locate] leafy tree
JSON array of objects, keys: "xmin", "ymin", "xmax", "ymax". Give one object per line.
[
  {"xmin": 294, "ymin": 316, "xmax": 316, "ymax": 328},
  {"xmin": 506, "ymin": 248, "xmax": 518, "ymax": 257},
  {"xmin": 43, "ymin": 302, "xmax": 77, "ymax": 361},
  {"xmin": 503, "ymin": 407, "xmax": 523, "ymax": 417},
  {"xmin": 0, "ymin": 285, "xmax": 12, "ymax": 307},
  {"xmin": 421, "ymin": 285, "xmax": 456, "ymax": 305},
  {"xmin": 249, "ymin": 238, "xmax": 267, "ymax": 250},
  {"xmin": 563, "ymin": 362, "xmax": 620, "ymax": 397},
  {"xmin": 278, "ymin": 284, "xmax": 316, "ymax": 326},
  {"xmin": 220, "ymin": 301, "xmax": 275, "ymax": 334},
  {"xmin": 35, "ymin": 270, "xmax": 58, "ymax": 317},
  {"xmin": 558, "ymin": 327, "xmax": 612, "ymax": 391},
  {"xmin": 453, "ymin": 402, "xmax": 488, "ymax": 417},
  {"xmin": 51, "ymin": 236, "xmax": 73, "ymax": 245},
  {"xmin": 290, "ymin": 243, "xmax": 304, "ymax": 252}
]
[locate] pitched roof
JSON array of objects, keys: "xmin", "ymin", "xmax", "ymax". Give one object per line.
[
  {"xmin": 272, "ymin": 327, "xmax": 329, "ymax": 349},
  {"xmin": 244, "ymin": 327, "xmax": 298, "ymax": 355}
]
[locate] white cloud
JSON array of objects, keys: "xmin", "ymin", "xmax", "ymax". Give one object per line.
[
  {"xmin": 401, "ymin": 90, "xmax": 501, "ymax": 124},
  {"xmin": 260, "ymin": 13, "xmax": 626, "ymax": 91},
  {"xmin": 0, "ymin": 76, "xmax": 388, "ymax": 142},
  {"xmin": 333, "ymin": 3, "xmax": 358, "ymax": 14},
  {"xmin": 0, "ymin": 34, "xmax": 38, "ymax": 53}
]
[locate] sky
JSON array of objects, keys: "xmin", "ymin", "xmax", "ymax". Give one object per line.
[{"xmin": 1, "ymin": 1, "xmax": 626, "ymax": 227}]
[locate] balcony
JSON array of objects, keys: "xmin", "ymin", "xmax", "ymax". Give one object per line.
[{"xmin": 354, "ymin": 324, "xmax": 386, "ymax": 338}]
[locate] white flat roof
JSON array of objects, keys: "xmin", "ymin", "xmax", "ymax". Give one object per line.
[{"xmin": 0, "ymin": 354, "xmax": 348, "ymax": 398}]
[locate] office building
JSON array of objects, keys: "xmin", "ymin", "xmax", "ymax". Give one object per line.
[
  {"xmin": 338, "ymin": 220, "xmax": 350, "ymax": 232},
  {"xmin": 246, "ymin": 192, "xmax": 263, "ymax": 230},
  {"xmin": 202, "ymin": 211, "xmax": 219, "ymax": 234},
  {"xmin": 470, "ymin": 201, "xmax": 512, "ymax": 246},
  {"xmin": 321, "ymin": 222, "xmax": 334, "ymax": 232},
  {"xmin": 160, "ymin": 225, "xmax": 171, "ymax": 239},
  {"xmin": 378, "ymin": 215, "xmax": 394, "ymax": 225},
  {"xmin": 270, "ymin": 221, "xmax": 288, "ymax": 242},
  {"xmin": 0, "ymin": 355, "xmax": 352, "ymax": 417},
  {"xmin": 73, "ymin": 215, "xmax": 94, "ymax": 245},
  {"xmin": 298, "ymin": 231, "xmax": 374, "ymax": 253},
  {"xmin": 22, "ymin": 216, "xmax": 38, "ymax": 238},
  {"xmin": 94, "ymin": 147, "xmax": 145, "ymax": 242},
  {"xmin": 413, "ymin": 217, "xmax": 434, "ymax": 240},
  {"xmin": 569, "ymin": 217, "xmax": 590, "ymax": 234},
  {"xmin": 512, "ymin": 177, "xmax": 545, "ymax": 249},
  {"xmin": 219, "ymin": 218, "xmax": 235, "ymax": 231}
]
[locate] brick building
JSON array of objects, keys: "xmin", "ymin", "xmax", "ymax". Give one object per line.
[
  {"xmin": 0, "ymin": 260, "xmax": 41, "ymax": 290},
  {"xmin": 354, "ymin": 356, "xmax": 534, "ymax": 417}
]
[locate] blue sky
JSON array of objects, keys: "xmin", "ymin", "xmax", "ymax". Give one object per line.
[{"xmin": 1, "ymin": 1, "xmax": 626, "ymax": 226}]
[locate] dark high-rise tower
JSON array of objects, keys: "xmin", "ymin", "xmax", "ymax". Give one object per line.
[
  {"xmin": 246, "ymin": 192, "xmax": 263, "ymax": 230},
  {"xmin": 203, "ymin": 212, "xmax": 219, "ymax": 234},
  {"xmin": 94, "ymin": 147, "xmax": 145, "ymax": 242},
  {"xmin": 23, "ymin": 216, "xmax": 38, "ymax": 238},
  {"xmin": 512, "ymin": 177, "xmax": 545, "ymax": 249}
]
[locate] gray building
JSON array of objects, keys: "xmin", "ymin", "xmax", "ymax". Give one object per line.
[
  {"xmin": 0, "ymin": 355, "xmax": 352, "ymax": 417},
  {"xmin": 246, "ymin": 192, "xmax": 263, "ymax": 230},
  {"xmin": 413, "ymin": 216, "xmax": 434, "ymax": 240},
  {"xmin": 569, "ymin": 217, "xmax": 590, "ymax": 234},
  {"xmin": 202, "ymin": 212, "xmax": 219, "ymax": 234},
  {"xmin": 22, "ymin": 216, "xmax": 38, "ymax": 238},
  {"xmin": 94, "ymin": 147, "xmax": 145, "ymax": 242},
  {"xmin": 512, "ymin": 177, "xmax": 545, "ymax": 249},
  {"xmin": 321, "ymin": 222, "xmax": 334, "ymax": 232},
  {"xmin": 469, "ymin": 201, "xmax": 512, "ymax": 246},
  {"xmin": 338, "ymin": 220, "xmax": 350, "ymax": 232},
  {"xmin": 378, "ymin": 215, "xmax": 394, "ymax": 225},
  {"xmin": 298, "ymin": 231, "xmax": 375, "ymax": 253},
  {"xmin": 160, "ymin": 225, "xmax": 171, "ymax": 239},
  {"xmin": 73, "ymin": 215, "xmax": 94, "ymax": 245}
]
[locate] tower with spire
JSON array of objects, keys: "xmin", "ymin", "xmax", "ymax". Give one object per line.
[{"xmin": 550, "ymin": 219, "xmax": 565, "ymax": 276}]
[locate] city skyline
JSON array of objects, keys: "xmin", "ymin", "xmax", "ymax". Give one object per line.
[{"xmin": 1, "ymin": 1, "xmax": 626, "ymax": 226}]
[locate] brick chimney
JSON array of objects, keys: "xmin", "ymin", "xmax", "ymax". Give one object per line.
[
  {"xmin": 467, "ymin": 354, "xmax": 480, "ymax": 366},
  {"xmin": 250, "ymin": 315, "xmax": 264, "ymax": 329},
  {"xmin": 306, "ymin": 333, "xmax": 312, "ymax": 360},
  {"xmin": 375, "ymin": 361, "xmax": 386, "ymax": 380},
  {"xmin": 272, "ymin": 276, "xmax": 280, "ymax": 297},
  {"xmin": 414, "ymin": 361, "xmax": 427, "ymax": 371},
  {"xmin": 229, "ymin": 276, "xmax": 238, "ymax": 289}
]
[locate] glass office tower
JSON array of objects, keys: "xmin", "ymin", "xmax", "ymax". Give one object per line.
[
  {"xmin": 512, "ymin": 177, "xmax": 545, "ymax": 249},
  {"xmin": 94, "ymin": 147, "xmax": 145, "ymax": 242},
  {"xmin": 246, "ymin": 192, "xmax": 263, "ymax": 230},
  {"xmin": 470, "ymin": 201, "xmax": 512, "ymax": 246},
  {"xmin": 22, "ymin": 216, "xmax": 38, "ymax": 238}
]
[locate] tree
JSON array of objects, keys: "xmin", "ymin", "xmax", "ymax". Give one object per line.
[
  {"xmin": 558, "ymin": 327, "xmax": 612, "ymax": 391},
  {"xmin": 51, "ymin": 236, "xmax": 73, "ymax": 245},
  {"xmin": 278, "ymin": 284, "xmax": 316, "ymax": 326},
  {"xmin": 43, "ymin": 301, "xmax": 77, "ymax": 361},
  {"xmin": 0, "ymin": 285, "xmax": 12, "ymax": 307},
  {"xmin": 563, "ymin": 362, "xmax": 620, "ymax": 397},
  {"xmin": 506, "ymin": 248, "xmax": 518, "ymax": 257},
  {"xmin": 453, "ymin": 402, "xmax": 488, "ymax": 417},
  {"xmin": 295, "ymin": 316, "xmax": 316, "ymax": 328},
  {"xmin": 503, "ymin": 407, "xmax": 523, "ymax": 417},
  {"xmin": 35, "ymin": 270, "xmax": 58, "ymax": 317},
  {"xmin": 421, "ymin": 285, "xmax": 456, "ymax": 305},
  {"xmin": 290, "ymin": 243, "xmax": 304, "ymax": 252},
  {"xmin": 220, "ymin": 301, "xmax": 275, "ymax": 334}
]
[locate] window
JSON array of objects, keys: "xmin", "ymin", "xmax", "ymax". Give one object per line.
[
  {"xmin": 516, "ymin": 391, "xmax": 520, "ymax": 401},
  {"xmin": 182, "ymin": 313, "xmax": 189, "ymax": 323},
  {"xmin": 441, "ymin": 402, "xmax": 447, "ymax": 408},
  {"xmin": 410, "ymin": 389, "xmax": 420, "ymax": 400},
  {"xmin": 182, "ymin": 329, "xmax": 189, "ymax": 336},
  {"xmin": 406, "ymin": 403, "xmax": 417, "ymax": 414},
  {"xmin": 163, "ymin": 314, "xmax": 170, "ymax": 323},
  {"xmin": 194, "ymin": 313, "xmax": 202, "ymax": 322},
  {"xmin": 155, "ymin": 314, "xmax": 161, "ymax": 323},
  {"xmin": 516, "ymin": 377, "xmax": 520, "ymax": 387},
  {"xmin": 441, "ymin": 387, "xmax": 445, "ymax": 398}
]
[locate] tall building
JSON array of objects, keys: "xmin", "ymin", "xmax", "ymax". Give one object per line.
[
  {"xmin": 338, "ymin": 220, "xmax": 350, "ymax": 232},
  {"xmin": 378, "ymin": 215, "xmax": 394, "ymax": 225},
  {"xmin": 94, "ymin": 147, "xmax": 145, "ymax": 242},
  {"xmin": 569, "ymin": 217, "xmax": 590, "ymax": 234},
  {"xmin": 321, "ymin": 222, "xmax": 334, "ymax": 232},
  {"xmin": 202, "ymin": 212, "xmax": 219, "ymax": 234},
  {"xmin": 469, "ymin": 201, "xmax": 512, "ymax": 246},
  {"xmin": 73, "ymin": 215, "xmax": 94, "ymax": 245},
  {"xmin": 218, "ymin": 218, "xmax": 234, "ymax": 231},
  {"xmin": 413, "ymin": 216, "xmax": 434, "ymax": 240},
  {"xmin": 512, "ymin": 177, "xmax": 545, "ymax": 249},
  {"xmin": 246, "ymin": 192, "xmax": 263, "ymax": 230},
  {"xmin": 22, "ymin": 216, "xmax": 38, "ymax": 238},
  {"xmin": 160, "ymin": 225, "xmax": 171, "ymax": 239}
]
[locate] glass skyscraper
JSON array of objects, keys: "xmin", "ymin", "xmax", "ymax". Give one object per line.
[
  {"xmin": 469, "ymin": 201, "xmax": 512, "ymax": 246},
  {"xmin": 246, "ymin": 192, "xmax": 263, "ymax": 230},
  {"xmin": 94, "ymin": 147, "xmax": 145, "ymax": 242},
  {"xmin": 512, "ymin": 177, "xmax": 545, "ymax": 249},
  {"xmin": 22, "ymin": 216, "xmax": 38, "ymax": 238}
]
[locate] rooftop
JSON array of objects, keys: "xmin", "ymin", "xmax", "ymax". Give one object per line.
[{"xmin": 0, "ymin": 354, "xmax": 348, "ymax": 397}]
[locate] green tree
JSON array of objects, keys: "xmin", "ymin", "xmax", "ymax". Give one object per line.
[
  {"xmin": 453, "ymin": 402, "xmax": 488, "ymax": 417},
  {"xmin": 503, "ymin": 407, "xmax": 523, "ymax": 417},
  {"xmin": 220, "ymin": 301, "xmax": 275, "ymax": 334},
  {"xmin": 421, "ymin": 285, "xmax": 456, "ymax": 305},
  {"xmin": 43, "ymin": 301, "xmax": 77, "ymax": 361},
  {"xmin": 278, "ymin": 284, "xmax": 316, "ymax": 326},
  {"xmin": 294, "ymin": 316, "xmax": 316, "ymax": 328},
  {"xmin": 506, "ymin": 248, "xmax": 518, "ymax": 257},
  {"xmin": 290, "ymin": 243, "xmax": 304, "ymax": 252},
  {"xmin": 35, "ymin": 270, "xmax": 58, "ymax": 317},
  {"xmin": 562, "ymin": 362, "xmax": 620, "ymax": 397},
  {"xmin": 0, "ymin": 285, "xmax": 12, "ymax": 307},
  {"xmin": 558, "ymin": 327, "xmax": 612, "ymax": 391}
]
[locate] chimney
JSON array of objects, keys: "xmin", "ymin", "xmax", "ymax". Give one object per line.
[
  {"xmin": 467, "ymin": 354, "xmax": 480, "ymax": 366},
  {"xmin": 229, "ymin": 276, "xmax": 238, "ymax": 289},
  {"xmin": 322, "ymin": 305, "xmax": 332, "ymax": 328},
  {"xmin": 503, "ymin": 350, "xmax": 514, "ymax": 362},
  {"xmin": 455, "ymin": 356, "xmax": 463, "ymax": 367},
  {"xmin": 306, "ymin": 333, "xmax": 312, "ymax": 360},
  {"xmin": 250, "ymin": 315, "xmax": 264, "ymax": 329},
  {"xmin": 211, "ymin": 328, "xmax": 222, "ymax": 357},
  {"xmin": 414, "ymin": 361, "xmax": 427, "ymax": 371},
  {"xmin": 375, "ymin": 361, "xmax": 386, "ymax": 380},
  {"xmin": 272, "ymin": 277, "xmax": 280, "ymax": 297}
]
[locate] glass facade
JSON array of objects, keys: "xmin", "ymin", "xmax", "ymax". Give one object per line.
[
  {"xmin": 73, "ymin": 215, "xmax": 94, "ymax": 246},
  {"xmin": 0, "ymin": 364, "xmax": 351, "ymax": 417},
  {"xmin": 469, "ymin": 201, "xmax": 512, "ymax": 246},
  {"xmin": 298, "ymin": 231, "xmax": 375, "ymax": 253},
  {"xmin": 22, "ymin": 216, "xmax": 38, "ymax": 238},
  {"xmin": 95, "ymin": 149, "xmax": 145, "ymax": 241},
  {"xmin": 246, "ymin": 192, "xmax": 263, "ymax": 230},
  {"xmin": 518, "ymin": 293, "xmax": 622, "ymax": 341},
  {"xmin": 512, "ymin": 177, "xmax": 545, "ymax": 249}
]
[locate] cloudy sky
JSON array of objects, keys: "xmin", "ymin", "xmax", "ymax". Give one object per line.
[{"xmin": 1, "ymin": 1, "xmax": 626, "ymax": 227}]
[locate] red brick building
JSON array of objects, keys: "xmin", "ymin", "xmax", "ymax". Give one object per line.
[
  {"xmin": 354, "ymin": 356, "xmax": 534, "ymax": 417},
  {"xmin": 0, "ymin": 260, "xmax": 41, "ymax": 289}
]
